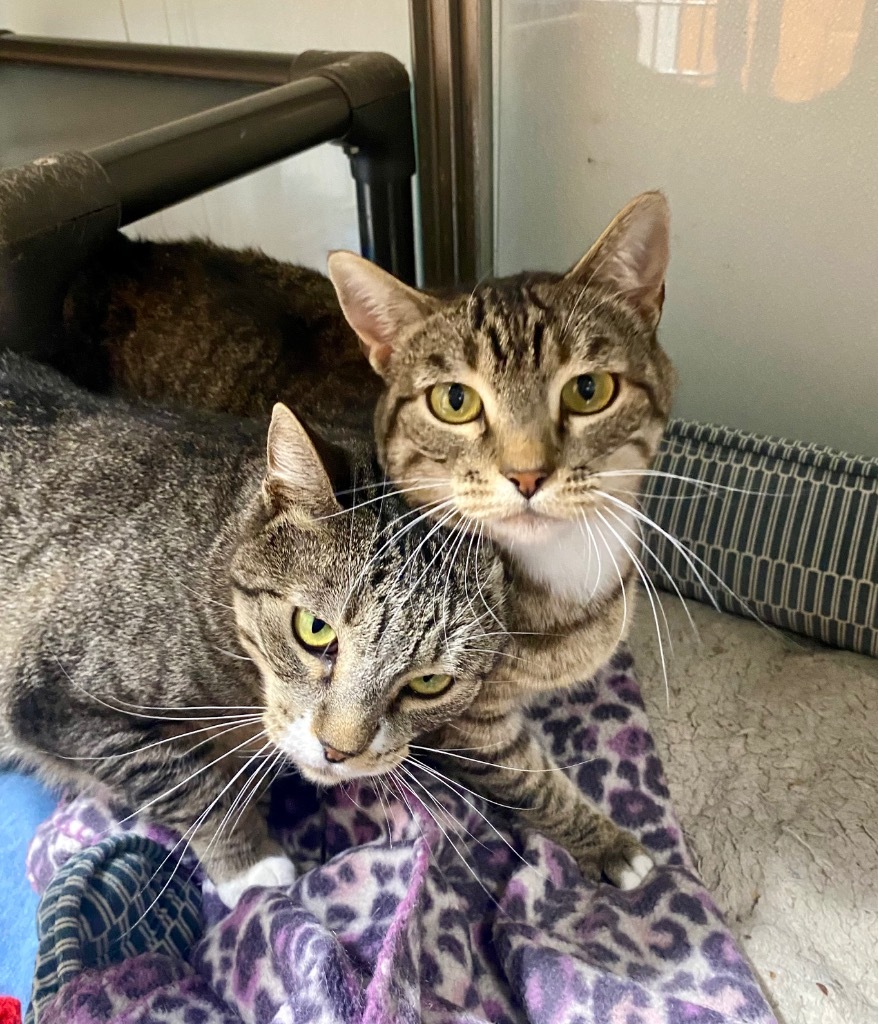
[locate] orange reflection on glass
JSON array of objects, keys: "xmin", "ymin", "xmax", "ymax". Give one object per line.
[
  {"xmin": 676, "ymin": 2, "xmax": 718, "ymax": 82},
  {"xmin": 629, "ymin": 0, "xmax": 865, "ymax": 101},
  {"xmin": 771, "ymin": 0, "xmax": 866, "ymax": 102}
]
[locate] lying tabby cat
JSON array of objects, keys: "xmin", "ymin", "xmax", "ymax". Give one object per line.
[
  {"xmin": 57, "ymin": 192, "xmax": 674, "ymax": 888},
  {"xmin": 0, "ymin": 352, "xmax": 505, "ymax": 905}
]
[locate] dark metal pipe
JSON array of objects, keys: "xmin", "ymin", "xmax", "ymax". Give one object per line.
[
  {"xmin": 0, "ymin": 33, "xmax": 295, "ymax": 84},
  {"xmin": 0, "ymin": 32, "xmax": 417, "ymax": 281},
  {"xmin": 354, "ymin": 174, "xmax": 416, "ymax": 286},
  {"xmin": 90, "ymin": 77, "xmax": 351, "ymax": 225}
]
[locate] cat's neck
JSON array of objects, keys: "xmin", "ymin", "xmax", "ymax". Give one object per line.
[{"xmin": 501, "ymin": 510, "xmax": 636, "ymax": 606}]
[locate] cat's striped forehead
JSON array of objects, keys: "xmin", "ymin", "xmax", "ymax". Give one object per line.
[{"xmin": 433, "ymin": 273, "xmax": 650, "ymax": 382}]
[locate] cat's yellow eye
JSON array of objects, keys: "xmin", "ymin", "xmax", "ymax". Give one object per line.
[
  {"xmin": 292, "ymin": 609, "xmax": 337, "ymax": 650},
  {"xmin": 560, "ymin": 372, "xmax": 618, "ymax": 415},
  {"xmin": 428, "ymin": 383, "xmax": 483, "ymax": 424},
  {"xmin": 405, "ymin": 673, "xmax": 454, "ymax": 698}
]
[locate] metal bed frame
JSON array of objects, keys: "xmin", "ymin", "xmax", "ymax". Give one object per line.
[{"xmin": 0, "ymin": 32, "xmax": 417, "ymax": 356}]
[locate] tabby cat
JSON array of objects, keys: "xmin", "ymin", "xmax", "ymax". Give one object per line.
[
  {"xmin": 0, "ymin": 352, "xmax": 505, "ymax": 905},
  {"xmin": 327, "ymin": 192, "xmax": 675, "ymax": 889},
  {"xmin": 56, "ymin": 192, "xmax": 673, "ymax": 888}
]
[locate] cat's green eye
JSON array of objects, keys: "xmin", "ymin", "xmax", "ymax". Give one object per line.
[
  {"xmin": 292, "ymin": 609, "xmax": 337, "ymax": 650},
  {"xmin": 428, "ymin": 383, "xmax": 483, "ymax": 424},
  {"xmin": 561, "ymin": 372, "xmax": 618, "ymax": 415},
  {"xmin": 405, "ymin": 672, "xmax": 454, "ymax": 698}
]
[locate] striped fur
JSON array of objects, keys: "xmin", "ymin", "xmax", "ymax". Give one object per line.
[
  {"xmin": 329, "ymin": 193, "xmax": 677, "ymax": 884},
  {"xmin": 48, "ymin": 194, "xmax": 676, "ymax": 888},
  {"xmin": 0, "ymin": 353, "xmax": 505, "ymax": 899}
]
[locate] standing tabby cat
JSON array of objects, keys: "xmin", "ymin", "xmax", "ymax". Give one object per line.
[
  {"xmin": 56, "ymin": 192, "xmax": 674, "ymax": 887},
  {"xmin": 0, "ymin": 352, "xmax": 505, "ymax": 905}
]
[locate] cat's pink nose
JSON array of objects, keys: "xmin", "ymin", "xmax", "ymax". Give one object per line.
[
  {"xmin": 506, "ymin": 470, "xmax": 548, "ymax": 499},
  {"xmin": 322, "ymin": 745, "xmax": 355, "ymax": 763}
]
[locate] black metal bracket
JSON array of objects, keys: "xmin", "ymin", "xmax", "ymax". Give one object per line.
[{"xmin": 289, "ymin": 51, "xmax": 416, "ymax": 281}]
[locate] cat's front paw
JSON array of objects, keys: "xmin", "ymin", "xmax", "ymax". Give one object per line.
[
  {"xmin": 580, "ymin": 830, "xmax": 654, "ymax": 890},
  {"xmin": 215, "ymin": 854, "xmax": 297, "ymax": 907}
]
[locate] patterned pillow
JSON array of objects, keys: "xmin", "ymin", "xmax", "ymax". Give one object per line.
[
  {"xmin": 640, "ymin": 420, "xmax": 878, "ymax": 658},
  {"xmin": 27, "ymin": 835, "xmax": 202, "ymax": 1024}
]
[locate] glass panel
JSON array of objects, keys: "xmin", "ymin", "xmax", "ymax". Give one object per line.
[{"xmin": 494, "ymin": 0, "xmax": 878, "ymax": 455}]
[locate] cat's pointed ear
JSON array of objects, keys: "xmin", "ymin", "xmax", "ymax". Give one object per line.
[
  {"xmin": 327, "ymin": 251, "xmax": 439, "ymax": 376},
  {"xmin": 264, "ymin": 403, "xmax": 338, "ymax": 516},
  {"xmin": 565, "ymin": 191, "xmax": 670, "ymax": 329}
]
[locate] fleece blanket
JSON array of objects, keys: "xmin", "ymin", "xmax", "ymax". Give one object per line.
[{"xmin": 25, "ymin": 647, "xmax": 775, "ymax": 1024}]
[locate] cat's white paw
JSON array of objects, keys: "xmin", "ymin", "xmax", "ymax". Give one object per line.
[
  {"xmin": 216, "ymin": 855, "xmax": 296, "ymax": 907},
  {"xmin": 611, "ymin": 851, "xmax": 654, "ymax": 891}
]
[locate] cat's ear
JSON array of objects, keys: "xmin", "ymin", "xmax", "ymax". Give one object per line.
[
  {"xmin": 565, "ymin": 191, "xmax": 670, "ymax": 329},
  {"xmin": 327, "ymin": 251, "xmax": 439, "ymax": 376},
  {"xmin": 264, "ymin": 403, "xmax": 338, "ymax": 516}
]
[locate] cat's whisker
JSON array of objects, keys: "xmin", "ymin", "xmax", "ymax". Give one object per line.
[
  {"xmin": 600, "ymin": 487, "xmax": 718, "ymax": 504},
  {"xmin": 112, "ymin": 729, "xmax": 267, "ymax": 829},
  {"xmin": 332, "ymin": 476, "xmax": 452, "ymax": 499},
  {"xmin": 593, "ymin": 509, "xmax": 671, "ymax": 706},
  {"xmin": 472, "ymin": 629, "xmax": 553, "ymax": 639},
  {"xmin": 399, "ymin": 761, "xmax": 489, "ymax": 856},
  {"xmin": 595, "ymin": 488, "xmax": 792, "ymax": 643},
  {"xmin": 119, "ymin": 732, "xmax": 272, "ymax": 938},
  {"xmin": 54, "ymin": 716, "xmax": 263, "ymax": 763},
  {"xmin": 597, "ymin": 494, "xmax": 723, "ymax": 618},
  {"xmin": 342, "ymin": 780, "xmax": 367, "ymax": 814},
  {"xmin": 397, "ymin": 763, "xmax": 503, "ymax": 912},
  {"xmin": 460, "ymin": 647, "xmax": 529, "ymax": 663},
  {"xmin": 113, "ymin": 729, "xmax": 270, "ymax": 937},
  {"xmin": 386, "ymin": 768, "xmax": 462, "ymax": 897},
  {"xmin": 314, "ymin": 482, "xmax": 448, "ymax": 521},
  {"xmin": 212, "ymin": 745, "xmax": 284, "ymax": 868},
  {"xmin": 214, "ymin": 646, "xmax": 254, "ymax": 663},
  {"xmin": 409, "ymin": 756, "xmax": 529, "ymax": 812},
  {"xmin": 185, "ymin": 740, "xmax": 274, "ymax": 879},
  {"xmin": 473, "ymin": 524, "xmax": 507, "ymax": 635},
  {"xmin": 601, "ymin": 503, "xmax": 701, "ymax": 644},
  {"xmin": 435, "ymin": 729, "xmax": 521, "ymax": 754},
  {"xmin": 408, "ymin": 744, "xmax": 596, "ymax": 774},
  {"xmin": 408, "ymin": 758, "xmax": 548, "ymax": 881},
  {"xmin": 178, "ymin": 580, "xmax": 235, "ymax": 612},
  {"xmin": 54, "ymin": 658, "xmax": 264, "ymax": 723},
  {"xmin": 373, "ymin": 777, "xmax": 394, "ymax": 847},
  {"xmin": 357, "ymin": 496, "xmax": 457, "ymax": 589},
  {"xmin": 560, "ymin": 231, "xmax": 628, "ymax": 342},
  {"xmin": 438, "ymin": 515, "xmax": 476, "ymax": 654},
  {"xmin": 603, "ymin": 506, "xmax": 677, "ymax": 658},
  {"xmin": 583, "ymin": 512, "xmax": 629, "ymax": 651},
  {"xmin": 388, "ymin": 515, "xmax": 464, "ymax": 631},
  {"xmin": 580, "ymin": 512, "xmax": 604, "ymax": 602},
  {"xmin": 591, "ymin": 468, "xmax": 798, "ymax": 500},
  {"xmin": 388, "ymin": 506, "xmax": 460, "ymax": 611}
]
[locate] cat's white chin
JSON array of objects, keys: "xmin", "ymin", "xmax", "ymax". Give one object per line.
[
  {"xmin": 296, "ymin": 759, "xmax": 398, "ymax": 786},
  {"xmin": 490, "ymin": 510, "xmax": 635, "ymax": 606},
  {"xmin": 487, "ymin": 510, "xmax": 565, "ymax": 544}
]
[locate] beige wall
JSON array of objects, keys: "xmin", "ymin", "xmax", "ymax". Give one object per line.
[
  {"xmin": 494, "ymin": 0, "xmax": 878, "ymax": 456},
  {"xmin": 0, "ymin": 0, "xmax": 411, "ymax": 271}
]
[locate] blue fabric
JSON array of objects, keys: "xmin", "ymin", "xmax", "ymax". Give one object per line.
[{"xmin": 0, "ymin": 773, "xmax": 57, "ymax": 1005}]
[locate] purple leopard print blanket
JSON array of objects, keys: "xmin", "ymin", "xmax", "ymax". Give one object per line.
[{"xmin": 28, "ymin": 648, "xmax": 775, "ymax": 1024}]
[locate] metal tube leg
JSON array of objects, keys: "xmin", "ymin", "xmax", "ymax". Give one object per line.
[{"xmin": 352, "ymin": 159, "xmax": 416, "ymax": 286}]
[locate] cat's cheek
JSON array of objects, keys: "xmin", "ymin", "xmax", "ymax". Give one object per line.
[{"xmin": 215, "ymin": 854, "xmax": 297, "ymax": 907}]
